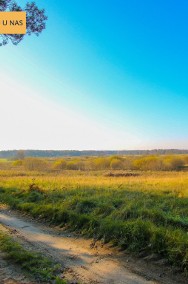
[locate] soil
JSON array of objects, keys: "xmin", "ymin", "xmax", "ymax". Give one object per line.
[
  {"xmin": 0, "ymin": 206, "xmax": 187, "ymax": 284},
  {"xmin": 0, "ymin": 249, "xmax": 33, "ymax": 284}
]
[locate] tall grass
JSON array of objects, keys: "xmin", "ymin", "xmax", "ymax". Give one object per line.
[{"xmin": 0, "ymin": 170, "xmax": 188, "ymax": 274}]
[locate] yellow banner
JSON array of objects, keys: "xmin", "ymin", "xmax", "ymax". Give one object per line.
[{"xmin": 0, "ymin": 12, "xmax": 26, "ymax": 34}]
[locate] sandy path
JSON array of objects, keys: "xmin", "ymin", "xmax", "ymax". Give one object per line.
[{"xmin": 0, "ymin": 208, "xmax": 186, "ymax": 284}]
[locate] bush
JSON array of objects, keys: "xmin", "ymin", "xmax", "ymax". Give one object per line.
[
  {"xmin": 133, "ymin": 156, "xmax": 164, "ymax": 171},
  {"xmin": 12, "ymin": 160, "xmax": 23, "ymax": 167},
  {"xmin": 23, "ymin": 158, "xmax": 49, "ymax": 171},
  {"xmin": 164, "ymin": 157, "xmax": 185, "ymax": 170},
  {"xmin": 110, "ymin": 158, "xmax": 124, "ymax": 170},
  {"xmin": 92, "ymin": 157, "xmax": 110, "ymax": 170},
  {"xmin": 53, "ymin": 159, "xmax": 67, "ymax": 170},
  {"xmin": 67, "ymin": 160, "xmax": 85, "ymax": 170}
]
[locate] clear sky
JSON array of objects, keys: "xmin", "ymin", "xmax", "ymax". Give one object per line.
[{"xmin": 1, "ymin": 0, "xmax": 188, "ymax": 150}]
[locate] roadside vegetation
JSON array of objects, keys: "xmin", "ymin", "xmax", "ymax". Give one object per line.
[
  {"xmin": 0, "ymin": 154, "xmax": 188, "ymax": 275},
  {"xmin": 0, "ymin": 225, "xmax": 66, "ymax": 283}
]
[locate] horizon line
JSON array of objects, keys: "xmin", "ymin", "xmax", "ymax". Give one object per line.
[{"xmin": 1, "ymin": 149, "xmax": 188, "ymax": 152}]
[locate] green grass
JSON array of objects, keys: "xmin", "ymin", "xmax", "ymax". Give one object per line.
[
  {"xmin": 0, "ymin": 170, "xmax": 188, "ymax": 274},
  {"xmin": 0, "ymin": 226, "xmax": 66, "ymax": 283}
]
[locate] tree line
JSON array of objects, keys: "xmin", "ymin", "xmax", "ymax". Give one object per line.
[{"xmin": 1, "ymin": 149, "xmax": 188, "ymax": 159}]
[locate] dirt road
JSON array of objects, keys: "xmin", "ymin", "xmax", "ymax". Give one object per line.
[{"xmin": 0, "ymin": 208, "xmax": 186, "ymax": 284}]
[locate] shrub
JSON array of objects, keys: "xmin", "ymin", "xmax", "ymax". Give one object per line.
[
  {"xmin": 164, "ymin": 157, "xmax": 185, "ymax": 170},
  {"xmin": 53, "ymin": 159, "xmax": 67, "ymax": 170},
  {"xmin": 133, "ymin": 156, "xmax": 164, "ymax": 171},
  {"xmin": 23, "ymin": 158, "xmax": 49, "ymax": 171},
  {"xmin": 110, "ymin": 158, "xmax": 124, "ymax": 170}
]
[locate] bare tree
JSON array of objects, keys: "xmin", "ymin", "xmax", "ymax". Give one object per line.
[{"xmin": 0, "ymin": 0, "xmax": 47, "ymax": 46}]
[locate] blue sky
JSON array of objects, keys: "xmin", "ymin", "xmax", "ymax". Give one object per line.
[{"xmin": 0, "ymin": 0, "xmax": 188, "ymax": 150}]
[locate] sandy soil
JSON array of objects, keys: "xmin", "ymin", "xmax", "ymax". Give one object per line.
[{"xmin": 0, "ymin": 207, "xmax": 187, "ymax": 284}]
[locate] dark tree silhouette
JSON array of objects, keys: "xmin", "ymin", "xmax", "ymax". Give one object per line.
[{"xmin": 0, "ymin": 0, "xmax": 47, "ymax": 46}]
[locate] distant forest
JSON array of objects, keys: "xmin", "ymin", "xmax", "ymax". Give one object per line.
[{"xmin": 0, "ymin": 149, "xmax": 188, "ymax": 159}]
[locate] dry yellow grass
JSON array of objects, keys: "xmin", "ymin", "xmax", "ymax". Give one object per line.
[{"xmin": 0, "ymin": 170, "xmax": 188, "ymax": 196}]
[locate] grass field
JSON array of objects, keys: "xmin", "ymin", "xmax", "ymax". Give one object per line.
[{"xmin": 0, "ymin": 169, "xmax": 188, "ymax": 274}]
